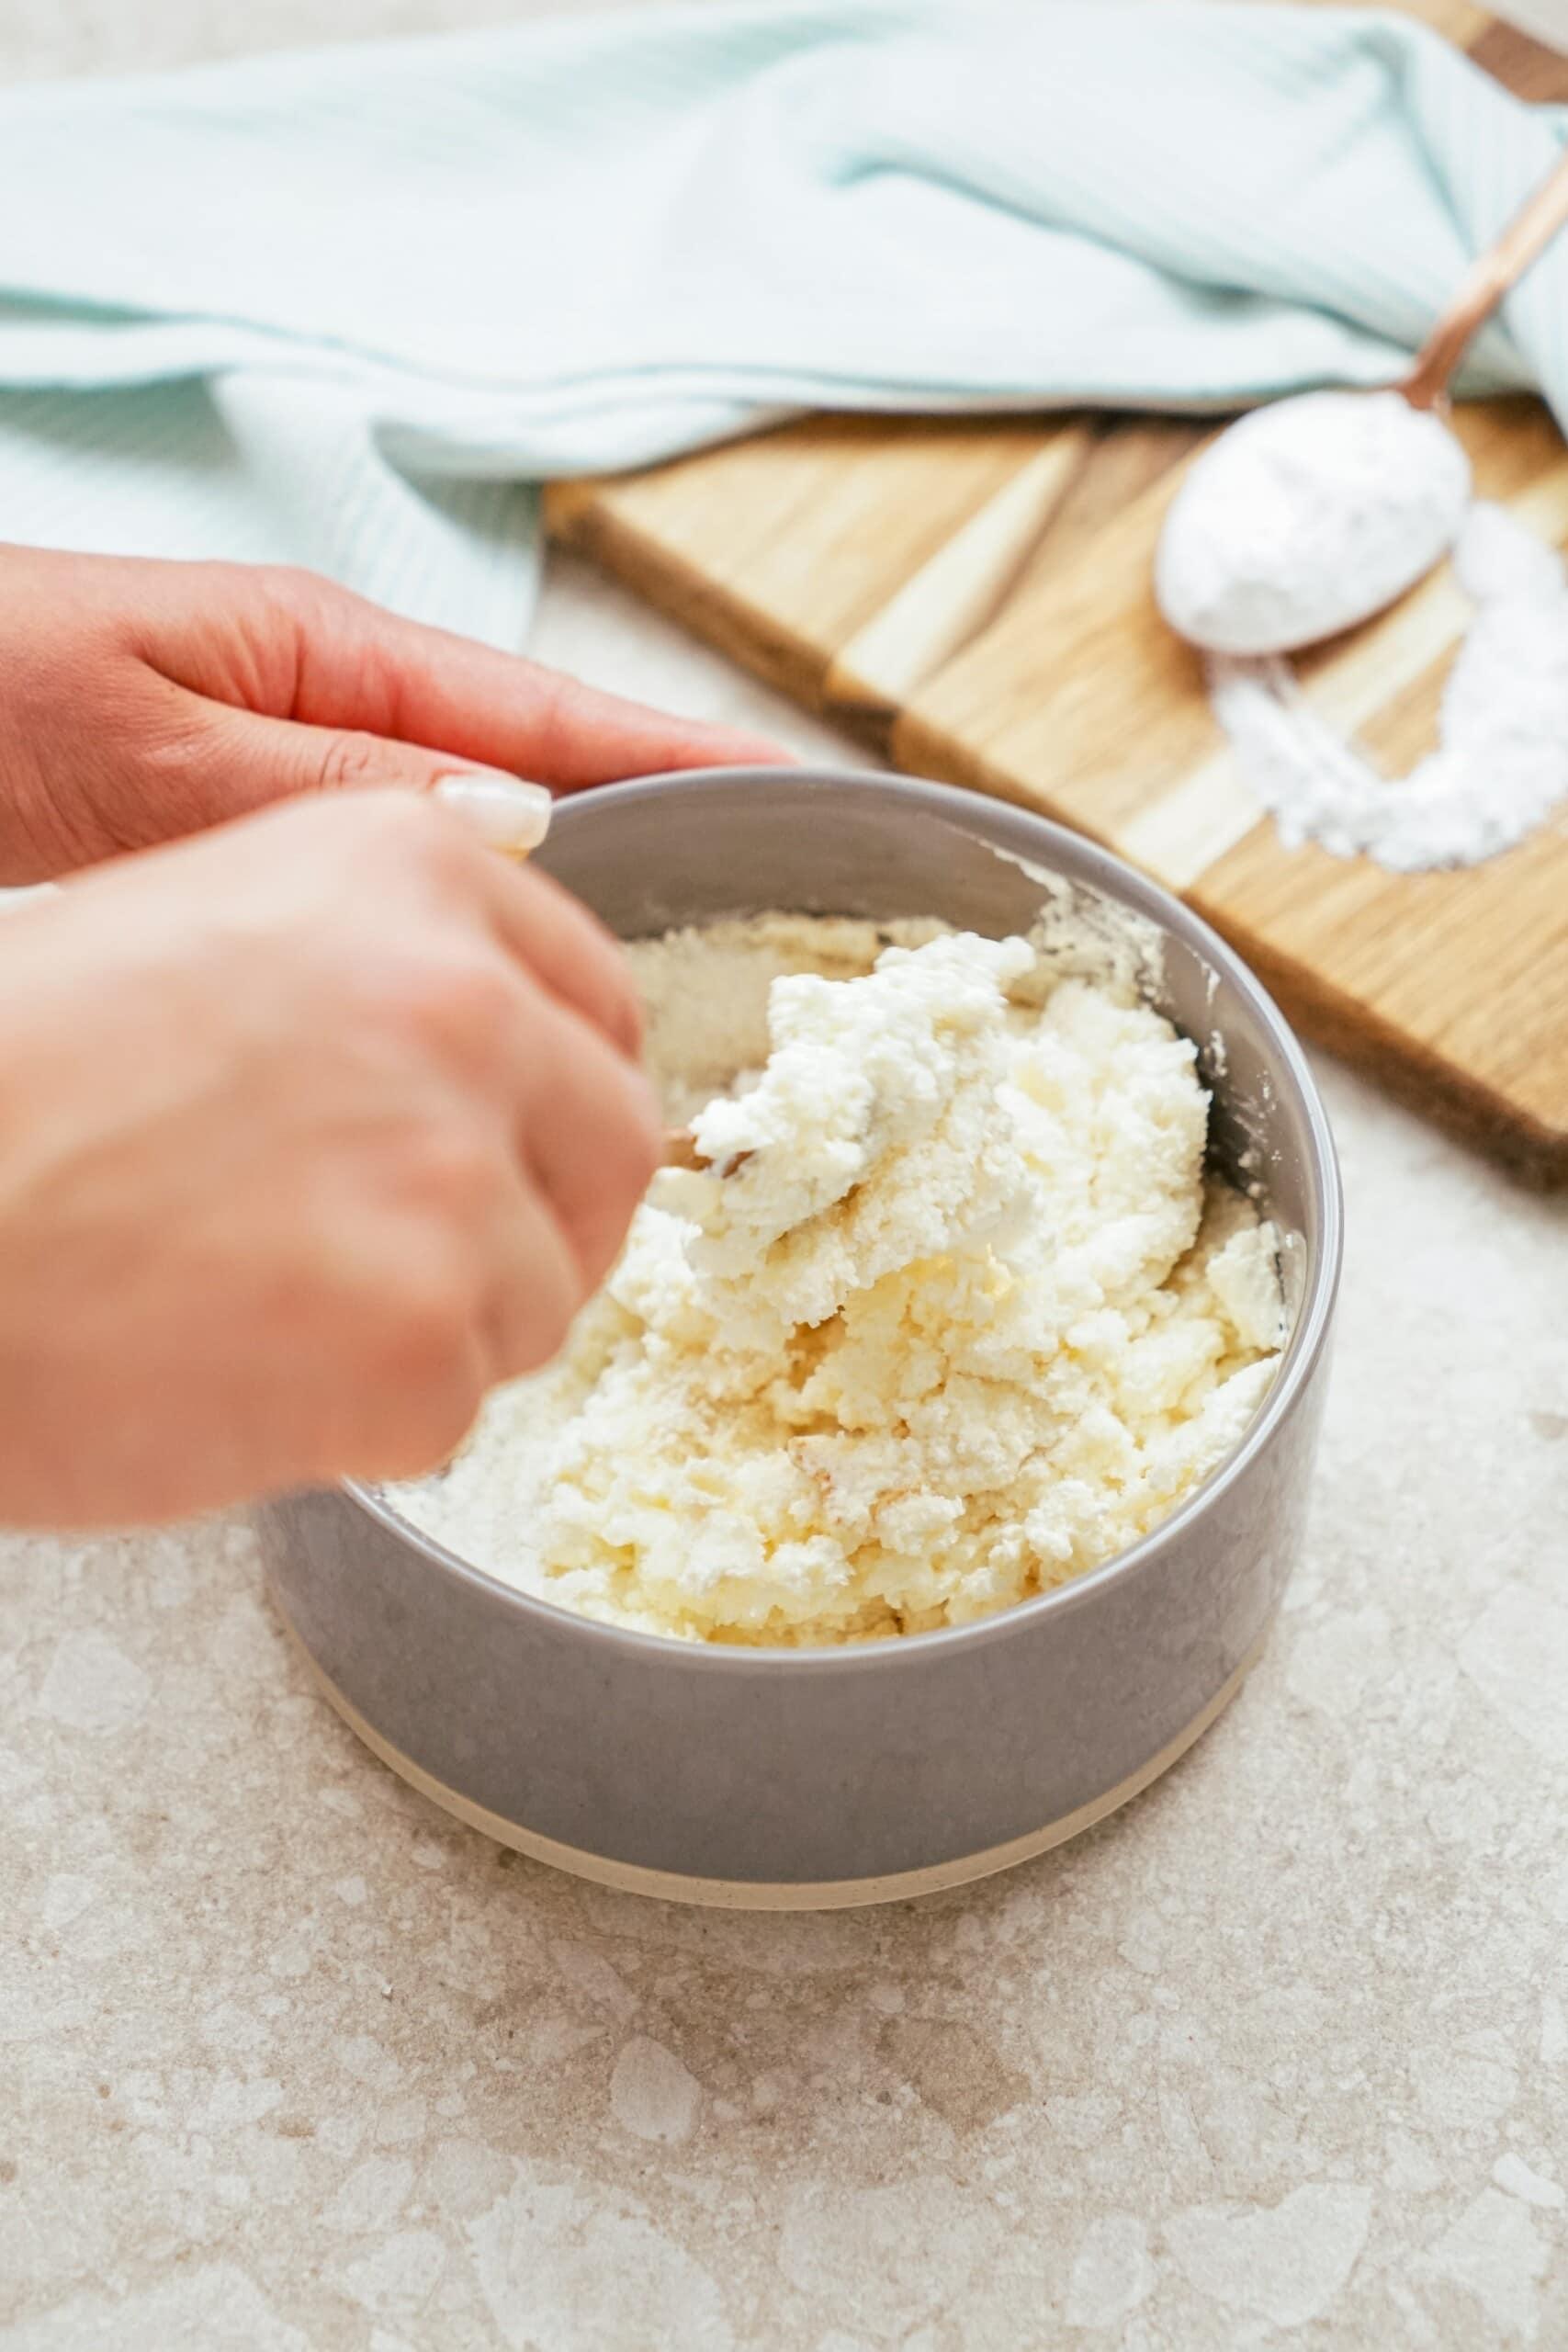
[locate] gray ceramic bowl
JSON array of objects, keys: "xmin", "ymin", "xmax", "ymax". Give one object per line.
[{"xmin": 257, "ymin": 768, "xmax": 1340, "ymax": 1909}]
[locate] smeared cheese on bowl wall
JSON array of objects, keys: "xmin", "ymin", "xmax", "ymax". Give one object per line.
[{"xmin": 396, "ymin": 918, "xmax": 1286, "ymax": 1646}]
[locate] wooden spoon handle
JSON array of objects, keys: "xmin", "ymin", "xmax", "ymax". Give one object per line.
[
  {"xmin": 1403, "ymin": 146, "xmax": 1568, "ymax": 410},
  {"xmin": 662, "ymin": 1128, "xmax": 753, "ymax": 1175},
  {"xmin": 662, "ymin": 1126, "xmax": 705, "ymax": 1170}
]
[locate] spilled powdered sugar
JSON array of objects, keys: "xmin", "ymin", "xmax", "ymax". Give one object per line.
[{"xmin": 1209, "ymin": 501, "xmax": 1568, "ymax": 872}]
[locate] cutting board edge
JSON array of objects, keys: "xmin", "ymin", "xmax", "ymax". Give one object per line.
[{"xmin": 1188, "ymin": 899, "xmax": 1568, "ymax": 1190}]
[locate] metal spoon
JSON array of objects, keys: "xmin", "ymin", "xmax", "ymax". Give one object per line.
[{"xmin": 1156, "ymin": 148, "xmax": 1568, "ymax": 658}]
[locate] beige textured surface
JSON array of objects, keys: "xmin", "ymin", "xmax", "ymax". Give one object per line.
[{"xmin": 2, "ymin": 5, "xmax": 1567, "ymax": 2347}]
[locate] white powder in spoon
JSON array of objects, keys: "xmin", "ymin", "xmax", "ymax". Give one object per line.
[
  {"xmin": 1209, "ymin": 500, "xmax": 1568, "ymax": 871},
  {"xmin": 1156, "ymin": 390, "xmax": 1472, "ymax": 656}
]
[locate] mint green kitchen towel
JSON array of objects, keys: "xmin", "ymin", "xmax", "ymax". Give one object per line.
[{"xmin": 0, "ymin": 1, "xmax": 1562, "ymax": 646}]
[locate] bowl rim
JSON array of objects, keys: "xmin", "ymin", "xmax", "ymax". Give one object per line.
[{"xmin": 344, "ymin": 764, "xmax": 1343, "ymax": 1674}]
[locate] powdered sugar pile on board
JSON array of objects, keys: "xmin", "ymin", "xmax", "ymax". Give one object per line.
[{"xmin": 1209, "ymin": 500, "xmax": 1568, "ymax": 871}]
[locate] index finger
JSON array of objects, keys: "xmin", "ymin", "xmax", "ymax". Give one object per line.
[{"xmin": 175, "ymin": 566, "xmax": 796, "ymax": 791}]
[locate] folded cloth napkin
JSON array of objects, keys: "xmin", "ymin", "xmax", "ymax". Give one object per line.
[{"xmin": 0, "ymin": 1, "xmax": 1562, "ymax": 646}]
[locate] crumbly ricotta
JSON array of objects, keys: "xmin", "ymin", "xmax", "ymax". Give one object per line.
[{"xmin": 397, "ymin": 917, "xmax": 1287, "ymax": 1646}]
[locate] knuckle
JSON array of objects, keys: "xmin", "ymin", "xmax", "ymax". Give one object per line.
[
  {"xmin": 628, "ymin": 1075, "xmax": 663, "ymax": 1164},
  {"xmin": 403, "ymin": 1126, "xmax": 506, "ymax": 1222},
  {"xmin": 212, "ymin": 556, "xmax": 280, "ymax": 600},
  {"xmin": 554, "ymin": 1125, "xmax": 657, "ymax": 1295},
  {"xmin": 329, "ymin": 1271, "xmax": 485, "ymax": 1484},
  {"xmin": 374, "ymin": 1271, "xmax": 476, "ymax": 1400},
  {"xmin": 360, "ymin": 785, "xmax": 434, "ymax": 842},
  {"xmin": 359, "ymin": 1383, "xmax": 481, "ymax": 1484},
  {"xmin": 389, "ymin": 951, "xmax": 516, "ymax": 1058},
  {"xmin": 266, "ymin": 562, "xmax": 322, "ymax": 597},
  {"xmin": 258, "ymin": 561, "xmax": 345, "ymax": 620},
  {"xmin": 357, "ymin": 786, "xmax": 479, "ymax": 879},
  {"xmin": 611, "ymin": 1102, "xmax": 660, "ymax": 1209},
  {"xmin": 313, "ymin": 731, "xmax": 398, "ymax": 797},
  {"xmin": 531, "ymin": 1294, "xmax": 577, "ymax": 1370},
  {"xmin": 436, "ymin": 953, "xmax": 516, "ymax": 1035},
  {"xmin": 604, "ymin": 967, "xmax": 645, "ymax": 1058},
  {"xmin": 405, "ymin": 1392, "xmax": 485, "ymax": 1478},
  {"xmin": 608, "ymin": 1065, "xmax": 662, "ymax": 1181},
  {"xmin": 499, "ymin": 1280, "xmax": 574, "ymax": 1380},
  {"xmin": 74, "ymin": 704, "xmax": 220, "ymax": 854},
  {"xmin": 560, "ymin": 910, "xmax": 644, "ymax": 1054}
]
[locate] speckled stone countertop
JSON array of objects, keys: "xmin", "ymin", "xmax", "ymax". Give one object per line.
[{"xmin": 3, "ymin": 6, "xmax": 1567, "ymax": 2346}]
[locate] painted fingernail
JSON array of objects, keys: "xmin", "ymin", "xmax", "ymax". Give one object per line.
[{"xmin": 434, "ymin": 771, "xmax": 553, "ymax": 853}]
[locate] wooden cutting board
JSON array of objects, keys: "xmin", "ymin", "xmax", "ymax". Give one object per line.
[{"xmin": 547, "ymin": 0, "xmax": 1568, "ymax": 1184}]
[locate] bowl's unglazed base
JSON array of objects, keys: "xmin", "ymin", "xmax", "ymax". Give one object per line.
[{"xmin": 277, "ymin": 1600, "xmax": 1268, "ymax": 1911}]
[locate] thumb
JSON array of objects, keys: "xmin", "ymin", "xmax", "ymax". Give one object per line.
[{"xmin": 196, "ymin": 703, "xmax": 556, "ymax": 853}]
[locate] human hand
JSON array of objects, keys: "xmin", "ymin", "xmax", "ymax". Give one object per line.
[
  {"xmin": 0, "ymin": 543, "xmax": 788, "ymax": 882},
  {"xmin": 0, "ymin": 789, "xmax": 661, "ymax": 1527}
]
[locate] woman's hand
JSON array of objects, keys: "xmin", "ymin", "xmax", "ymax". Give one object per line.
[
  {"xmin": 0, "ymin": 790, "xmax": 662, "ymax": 1528},
  {"xmin": 0, "ymin": 542, "xmax": 786, "ymax": 882}
]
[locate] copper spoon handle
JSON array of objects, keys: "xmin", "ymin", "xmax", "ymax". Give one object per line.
[{"xmin": 1402, "ymin": 147, "xmax": 1568, "ymax": 410}]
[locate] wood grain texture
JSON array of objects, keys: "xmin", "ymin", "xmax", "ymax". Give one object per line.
[
  {"xmin": 547, "ymin": 414, "xmax": 1058, "ymax": 717},
  {"xmin": 546, "ymin": 3, "xmax": 1568, "ymax": 1182},
  {"xmin": 823, "ymin": 426, "xmax": 1093, "ymax": 718}
]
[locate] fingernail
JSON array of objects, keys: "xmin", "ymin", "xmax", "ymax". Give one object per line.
[{"xmin": 434, "ymin": 771, "xmax": 553, "ymax": 853}]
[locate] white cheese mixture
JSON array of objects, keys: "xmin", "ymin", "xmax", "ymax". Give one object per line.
[{"xmin": 397, "ymin": 917, "xmax": 1287, "ymax": 1646}]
